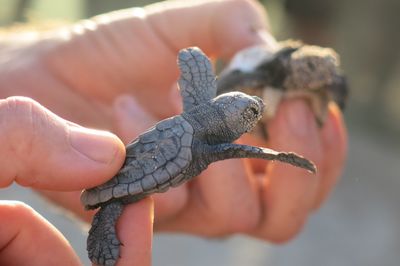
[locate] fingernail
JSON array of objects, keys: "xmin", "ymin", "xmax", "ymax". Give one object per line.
[
  {"xmin": 322, "ymin": 103, "xmax": 343, "ymax": 143},
  {"xmin": 69, "ymin": 127, "xmax": 121, "ymax": 164},
  {"xmin": 285, "ymin": 100, "xmax": 312, "ymax": 138},
  {"xmin": 321, "ymin": 110, "xmax": 335, "ymax": 143}
]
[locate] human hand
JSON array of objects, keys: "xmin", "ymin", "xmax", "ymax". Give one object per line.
[
  {"xmin": 1, "ymin": 0, "xmax": 271, "ymax": 219},
  {"xmin": 0, "ymin": 97, "xmax": 152, "ymax": 266},
  {"xmin": 0, "ymin": 0, "xmax": 347, "ymax": 243},
  {"xmin": 2, "ymin": 0, "xmax": 268, "ymax": 224}
]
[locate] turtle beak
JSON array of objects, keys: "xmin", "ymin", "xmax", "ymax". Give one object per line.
[
  {"xmin": 253, "ymin": 96, "xmax": 265, "ymax": 120},
  {"xmin": 253, "ymin": 96, "xmax": 265, "ymax": 111}
]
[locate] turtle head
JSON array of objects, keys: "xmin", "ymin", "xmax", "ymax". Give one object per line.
[
  {"xmin": 283, "ymin": 46, "xmax": 341, "ymax": 91},
  {"xmin": 211, "ymin": 92, "xmax": 264, "ymax": 142}
]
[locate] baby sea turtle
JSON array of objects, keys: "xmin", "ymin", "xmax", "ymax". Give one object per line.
[
  {"xmin": 81, "ymin": 47, "xmax": 316, "ymax": 266},
  {"xmin": 217, "ymin": 40, "xmax": 348, "ymax": 138}
]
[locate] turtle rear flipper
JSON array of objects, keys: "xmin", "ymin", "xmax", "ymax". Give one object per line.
[
  {"xmin": 87, "ymin": 201, "xmax": 124, "ymax": 266},
  {"xmin": 209, "ymin": 143, "xmax": 316, "ymax": 173}
]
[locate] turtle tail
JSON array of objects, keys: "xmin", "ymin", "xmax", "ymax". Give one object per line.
[{"xmin": 87, "ymin": 201, "xmax": 124, "ymax": 266}]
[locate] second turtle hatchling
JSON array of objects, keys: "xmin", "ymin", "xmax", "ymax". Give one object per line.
[
  {"xmin": 81, "ymin": 47, "xmax": 316, "ymax": 266},
  {"xmin": 217, "ymin": 40, "xmax": 348, "ymax": 137}
]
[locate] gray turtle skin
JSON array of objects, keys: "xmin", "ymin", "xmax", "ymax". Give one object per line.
[
  {"xmin": 217, "ymin": 40, "xmax": 348, "ymax": 137},
  {"xmin": 81, "ymin": 47, "xmax": 316, "ymax": 266}
]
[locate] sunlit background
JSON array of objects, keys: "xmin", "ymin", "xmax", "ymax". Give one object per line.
[{"xmin": 1, "ymin": 0, "xmax": 399, "ymax": 265}]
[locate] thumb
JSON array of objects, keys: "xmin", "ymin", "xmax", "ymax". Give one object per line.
[{"xmin": 0, "ymin": 97, "xmax": 125, "ymax": 190}]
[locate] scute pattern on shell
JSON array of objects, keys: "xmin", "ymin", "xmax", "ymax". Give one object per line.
[{"xmin": 81, "ymin": 116, "xmax": 193, "ymax": 209}]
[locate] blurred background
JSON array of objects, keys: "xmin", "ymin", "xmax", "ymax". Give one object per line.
[{"xmin": 0, "ymin": 0, "xmax": 399, "ymax": 265}]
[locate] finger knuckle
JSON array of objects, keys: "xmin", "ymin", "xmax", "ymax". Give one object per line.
[
  {"xmin": 0, "ymin": 96, "xmax": 46, "ymax": 161},
  {"xmin": 224, "ymin": 0, "xmax": 262, "ymax": 11},
  {"xmin": 4, "ymin": 96, "xmax": 42, "ymax": 125},
  {"xmin": 220, "ymin": 0, "xmax": 266, "ymax": 22}
]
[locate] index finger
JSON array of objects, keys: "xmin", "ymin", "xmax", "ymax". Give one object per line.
[
  {"xmin": 0, "ymin": 201, "xmax": 81, "ymax": 266},
  {"xmin": 145, "ymin": 0, "xmax": 273, "ymax": 58},
  {"xmin": 48, "ymin": 0, "xmax": 274, "ymax": 119},
  {"xmin": 113, "ymin": 197, "xmax": 153, "ymax": 266}
]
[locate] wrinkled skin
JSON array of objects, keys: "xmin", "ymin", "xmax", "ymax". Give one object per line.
[{"xmin": 0, "ymin": 0, "xmax": 347, "ymax": 265}]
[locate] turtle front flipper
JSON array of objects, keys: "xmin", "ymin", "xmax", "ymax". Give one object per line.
[
  {"xmin": 209, "ymin": 143, "xmax": 316, "ymax": 173},
  {"xmin": 178, "ymin": 47, "xmax": 217, "ymax": 112},
  {"xmin": 87, "ymin": 201, "xmax": 124, "ymax": 266},
  {"xmin": 328, "ymin": 75, "xmax": 348, "ymax": 111}
]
